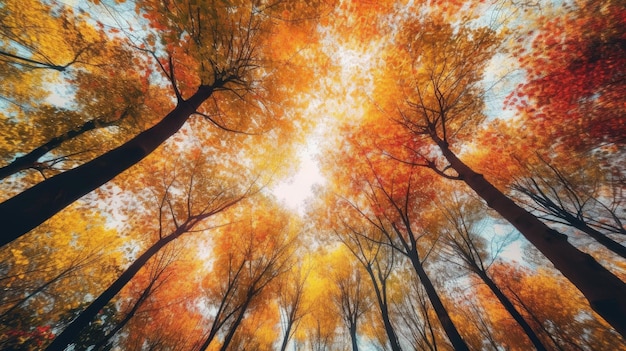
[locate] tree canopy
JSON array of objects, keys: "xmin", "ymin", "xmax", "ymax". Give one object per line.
[{"xmin": 1, "ymin": 0, "xmax": 625, "ymax": 350}]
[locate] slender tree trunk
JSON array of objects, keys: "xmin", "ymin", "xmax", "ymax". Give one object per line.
[
  {"xmin": 476, "ymin": 270, "xmax": 547, "ymax": 351},
  {"xmin": 568, "ymin": 218, "xmax": 626, "ymax": 259},
  {"xmin": 0, "ymin": 85, "xmax": 215, "ymax": 247},
  {"xmin": 0, "ymin": 112, "xmax": 126, "ymax": 180},
  {"xmin": 279, "ymin": 319, "xmax": 294, "ymax": 351},
  {"xmin": 363, "ymin": 266, "xmax": 403, "ymax": 351},
  {"xmin": 91, "ymin": 279, "xmax": 157, "ymax": 351},
  {"xmin": 349, "ymin": 322, "xmax": 359, "ymax": 351},
  {"xmin": 507, "ymin": 288, "xmax": 568, "ymax": 351},
  {"xmin": 44, "ymin": 227, "xmax": 185, "ymax": 351},
  {"xmin": 433, "ymin": 136, "xmax": 626, "ymax": 338},
  {"xmin": 408, "ymin": 254, "xmax": 469, "ymax": 351},
  {"xmin": 217, "ymin": 296, "xmax": 252, "ymax": 351}
]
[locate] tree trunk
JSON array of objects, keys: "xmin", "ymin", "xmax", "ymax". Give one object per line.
[
  {"xmin": 408, "ymin": 254, "xmax": 469, "ymax": 351},
  {"xmin": 217, "ymin": 296, "xmax": 252, "ymax": 351},
  {"xmin": 91, "ymin": 278, "xmax": 157, "ymax": 351},
  {"xmin": 349, "ymin": 322, "xmax": 359, "ymax": 351},
  {"xmin": 0, "ymin": 85, "xmax": 215, "ymax": 247},
  {"xmin": 476, "ymin": 270, "xmax": 547, "ymax": 351},
  {"xmin": 363, "ymin": 266, "xmax": 403, "ymax": 351},
  {"xmin": 433, "ymin": 136, "xmax": 626, "ymax": 338},
  {"xmin": 279, "ymin": 319, "xmax": 294, "ymax": 351},
  {"xmin": 567, "ymin": 217, "xmax": 626, "ymax": 259},
  {"xmin": 44, "ymin": 227, "xmax": 185, "ymax": 351}
]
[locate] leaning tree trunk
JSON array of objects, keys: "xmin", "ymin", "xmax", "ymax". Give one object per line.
[
  {"xmin": 44, "ymin": 226, "xmax": 187, "ymax": 351},
  {"xmin": 408, "ymin": 253, "xmax": 469, "ymax": 351},
  {"xmin": 217, "ymin": 296, "xmax": 253, "ymax": 351},
  {"xmin": 0, "ymin": 85, "xmax": 216, "ymax": 247},
  {"xmin": 562, "ymin": 216, "xmax": 626, "ymax": 259},
  {"xmin": 432, "ymin": 135, "xmax": 626, "ymax": 338},
  {"xmin": 91, "ymin": 277, "xmax": 158, "ymax": 351},
  {"xmin": 475, "ymin": 270, "xmax": 548, "ymax": 351},
  {"xmin": 278, "ymin": 319, "xmax": 294, "ymax": 351}
]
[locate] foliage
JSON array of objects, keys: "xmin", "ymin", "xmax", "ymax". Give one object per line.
[{"xmin": 1, "ymin": 0, "xmax": 625, "ymax": 350}]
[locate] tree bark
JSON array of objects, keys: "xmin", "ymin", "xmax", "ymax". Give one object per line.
[
  {"xmin": 91, "ymin": 278, "xmax": 157, "ymax": 351},
  {"xmin": 349, "ymin": 322, "xmax": 359, "ymax": 351},
  {"xmin": 476, "ymin": 270, "xmax": 547, "ymax": 351},
  {"xmin": 0, "ymin": 85, "xmax": 215, "ymax": 247},
  {"xmin": 408, "ymin": 254, "xmax": 469, "ymax": 351},
  {"xmin": 433, "ymin": 136, "xmax": 626, "ymax": 338},
  {"xmin": 561, "ymin": 216, "xmax": 626, "ymax": 259},
  {"xmin": 218, "ymin": 296, "xmax": 252, "ymax": 351},
  {"xmin": 44, "ymin": 226, "xmax": 186, "ymax": 351},
  {"xmin": 363, "ymin": 265, "xmax": 403, "ymax": 351},
  {"xmin": 279, "ymin": 319, "xmax": 294, "ymax": 351}
]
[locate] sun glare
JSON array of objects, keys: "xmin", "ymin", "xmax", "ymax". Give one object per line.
[
  {"xmin": 270, "ymin": 31, "xmax": 383, "ymax": 214},
  {"xmin": 271, "ymin": 142, "xmax": 325, "ymax": 214}
]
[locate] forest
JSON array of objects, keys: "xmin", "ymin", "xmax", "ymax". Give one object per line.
[{"xmin": 0, "ymin": 0, "xmax": 625, "ymax": 350}]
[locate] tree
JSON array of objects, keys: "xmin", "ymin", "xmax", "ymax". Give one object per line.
[
  {"xmin": 277, "ymin": 260, "xmax": 311, "ymax": 351},
  {"xmin": 0, "ymin": 207, "xmax": 124, "ymax": 350},
  {"xmin": 44, "ymin": 145, "xmax": 254, "ymax": 351},
  {"xmin": 327, "ymin": 211, "xmax": 403, "ymax": 351},
  {"xmin": 81, "ymin": 245, "xmax": 188, "ymax": 351},
  {"xmin": 436, "ymin": 190, "xmax": 548, "ymax": 351},
  {"xmin": 487, "ymin": 262, "xmax": 626, "ymax": 350},
  {"xmin": 376, "ymin": 14, "xmax": 626, "ymax": 336},
  {"xmin": 511, "ymin": 156, "xmax": 626, "ymax": 259},
  {"xmin": 0, "ymin": 0, "xmax": 326, "ymax": 245},
  {"xmin": 326, "ymin": 247, "xmax": 374, "ymax": 351},
  {"xmin": 321, "ymin": 131, "xmax": 470, "ymax": 350},
  {"xmin": 0, "ymin": 0, "xmax": 154, "ymax": 186},
  {"xmin": 196, "ymin": 198, "xmax": 297, "ymax": 351}
]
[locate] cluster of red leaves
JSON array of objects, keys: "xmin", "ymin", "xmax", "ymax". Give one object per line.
[
  {"xmin": 506, "ymin": 1, "xmax": 626, "ymax": 152},
  {"xmin": 2, "ymin": 325, "xmax": 55, "ymax": 350}
]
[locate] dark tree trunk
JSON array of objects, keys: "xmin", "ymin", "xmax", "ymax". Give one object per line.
[
  {"xmin": 279, "ymin": 320, "xmax": 294, "ymax": 351},
  {"xmin": 91, "ymin": 278, "xmax": 157, "ymax": 351},
  {"xmin": 476, "ymin": 270, "xmax": 547, "ymax": 351},
  {"xmin": 44, "ymin": 227, "xmax": 185, "ymax": 351},
  {"xmin": 0, "ymin": 112, "xmax": 125, "ymax": 180},
  {"xmin": 408, "ymin": 253, "xmax": 469, "ymax": 351},
  {"xmin": 433, "ymin": 136, "xmax": 626, "ymax": 338},
  {"xmin": 516, "ymin": 184, "xmax": 626, "ymax": 259},
  {"xmin": 349, "ymin": 322, "xmax": 359, "ymax": 351},
  {"xmin": 0, "ymin": 86, "xmax": 215, "ymax": 247},
  {"xmin": 563, "ymin": 216, "xmax": 626, "ymax": 259},
  {"xmin": 218, "ymin": 296, "xmax": 252, "ymax": 351},
  {"xmin": 363, "ymin": 266, "xmax": 403, "ymax": 351}
]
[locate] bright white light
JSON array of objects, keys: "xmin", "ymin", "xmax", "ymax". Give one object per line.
[{"xmin": 272, "ymin": 143, "xmax": 325, "ymax": 214}]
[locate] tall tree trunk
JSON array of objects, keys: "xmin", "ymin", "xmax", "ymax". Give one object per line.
[
  {"xmin": 408, "ymin": 254, "xmax": 469, "ymax": 351},
  {"xmin": 279, "ymin": 319, "xmax": 294, "ymax": 351},
  {"xmin": 563, "ymin": 216, "xmax": 626, "ymax": 259},
  {"xmin": 0, "ymin": 85, "xmax": 215, "ymax": 247},
  {"xmin": 476, "ymin": 270, "xmax": 547, "ymax": 351},
  {"xmin": 349, "ymin": 322, "xmax": 359, "ymax": 351},
  {"xmin": 433, "ymin": 136, "xmax": 626, "ymax": 338},
  {"xmin": 44, "ymin": 227, "xmax": 185, "ymax": 351},
  {"xmin": 516, "ymin": 184, "xmax": 626, "ymax": 259},
  {"xmin": 91, "ymin": 278, "xmax": 157, "ymax": 351},
  {"xmin": 363, "ymin": 266, "xmax": 403, "ymax": 351},
  {"xmin": 217, "ymin": 296, "xmax": 252, "ymax": 351}
]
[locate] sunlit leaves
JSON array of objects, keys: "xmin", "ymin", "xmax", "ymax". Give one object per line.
[{"xmin": 507, "ymin": 0, "xmax": 626, "ymax": 154}]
